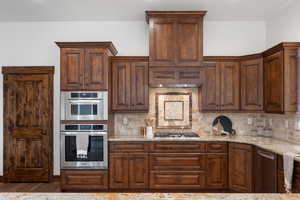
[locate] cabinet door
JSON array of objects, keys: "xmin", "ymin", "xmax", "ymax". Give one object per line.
[
  {"xmin": 128, "ymin": 153, "xmax": 149, "ymax": 189},
  {"xmin": 206, "ymin": 154, "xmax": 228, "ymax": 189},
  {"xmin": 201, "ymin": 64, "xmax": 220, "ymax": 111},
  {"xmin": 149, "ymin": 17, "xmax": 177, "ymax": 66},
  {"xmin": 109, "ymin": 153, "xmax": 129, "ymax": 189},
  {"xmin": 112, "ymin": 62, "xmax": 131, "ymax": 111},
  {"xmin": 241, "ymin": 58, "xmax": 263, "ymax": 111},
  {"xmin": 131, "ymin": 62, "xmax": 149, "ymax": 111},
  {"xmin": 84, "ymin": 48, "xmax": 108, "ymax": 90},
  {"xmin": 229, "ymin": 143, "xmax": 253, "ymax": 192},
  {"xmin": 264, "ymin": 51, "xmax": 284, "ymax": 113},
  {"xmin": 61, "ymin": 48, "xmax": 85, "ymax": 90},
  {"xmin": 220, "ymin": 62, "xmax": 240, "ymax": 111},
  {"xmin": 177, "ymin": 17, "xmax": 203, "ymax": 66},
  {"xmin": 284, "ymin": 48, "xmax": 298, "ymax": 112}
]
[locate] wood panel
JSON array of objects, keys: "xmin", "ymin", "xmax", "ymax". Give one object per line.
[
  {"xmin": 109, "ymin": 153, "xmax": 129, "ymax": 189},
  {"xmin": 206, "ymin": 154, "xmax": 228, "ymax": 189},
  {"xmin": 2, "ymin": 67, "xmax": 54, "ymax": 182},
  {"xmin": 131, "ymin": 62, "xmax": 149, "ymax": 111},
  {"xmin": 61, "ymin": 170, "xmax": 108, "ymax": 191},
  {"xmin": 219, "ymin": 62, "xmax": 240, "ymax": 111},
  {"xmin": 149, "ymin": 17, "xmax": 177, "ymax": 66},
  {"xmin": 241, "ymin": 58, "xmax": 264, "ymax": 111},
  {"xmin": 109, "ymin": 142, "xmax": 149, "ymax": 153},
  {"xmin": 207, "ymin": 142, "xmax": 228, "ymax": 153},
  {"xmin": 177, "ymin": 17, "xmax": 203, "ymax": 66},
  {"xmin": 84, "ymin": 48, "xmax": 108, "ymax": 90},
  {"xmin": 150, "ymin": 171, "xmax": 205, "ymax": 189},
  {"xmin": 229, "ymin": 143, "xmax": 253, "ymax": 192},
  {"xmin": 200, "ymin": 63, "xmax": 220, "ymax": 111},
  {"xmin": 128, "ymin": 153, "xmax": 149, "ymax": 189},
  {"xmin": 150, "ymin": 142, "xmax": 206, "ymax": 153},
  {"xmin": 111, "ymin": 61, "xmax": 131, "ymax": 111},
  {"xmin": 264, "ymin": 51, "xmax": 284, "ymax": 113},
  {"xmin": 150, "ymin": 153, "xmax": 205, "ymax": 171},
  {"xmin": 60, "ymin": 48, "xmax": 84, "ymax": 90}
]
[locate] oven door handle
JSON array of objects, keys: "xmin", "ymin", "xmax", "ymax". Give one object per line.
[{"xmin": 62, "ymin": 132, "xmax": 107, "ymax": 136}]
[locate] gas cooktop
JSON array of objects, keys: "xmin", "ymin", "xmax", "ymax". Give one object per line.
[{"xmin": 154, "ymin": 132, "xmax": 199, "ymax": 138}]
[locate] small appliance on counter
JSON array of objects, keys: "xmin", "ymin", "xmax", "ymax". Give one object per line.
[{"xmin": 212, "ymin": 115, "xmax": 236, "ymax": 136}]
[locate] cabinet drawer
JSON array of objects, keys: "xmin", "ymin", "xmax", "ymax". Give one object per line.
[
  {"xmin": 150, "ymin": 153, "xmax": 205, "ymax": 171},
  {"xmin": 150, "ymin": 142, "xmax": 206, "ymax": 152},
  {"xmin": 109, "ymin": 142, "xmax": 149, "ymax": 152},
  {"xmin": 61, "ymin": 170, "xmax": 108, "ymax": 191},
  {"xmin": 150, "ymin": 171, "xmax": 205, "ymax": 189},
  {"xmin": 207, "ymin": 142, "xmax": 227, "ymax": 153}
]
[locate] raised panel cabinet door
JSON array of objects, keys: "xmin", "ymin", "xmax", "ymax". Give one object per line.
[
  {"xmin": 128, "ymin": 153, "xmax": 149, "ymax": 189},
  {"xmin": 284, "ymin": 48, "xmax": 299, "ymax": 112},
  {"xmin": 112, "ymin": 62, "xmax": 131, "ymax": 111},
  {"xmin": 264, "ymin": 51, "xmax": 284, "ymax": 113},
  {"xmin": 206, "ymin": 154, "xmax": 228, "ymax": 189},
  {"xmin": 109, "ymin": 153, "xmax": 129, "ymax": 189},
  {"xmin": 3, "ymin": 72, "xmax": 53, "ymax": 182},
  {"xmin": 220, "ymin": 62, "xmax": 240, "ymax": 111},
  {"xmin": 131, "ymin": 62, "xmax": 149, "ymax": 111},
  {"xmin": 149, "ymin": 17, "xmax": 177, "ymax": 66},
  {"xmin": 201, "ymin": 64, "xmax": 220, "ymax": 111},
  {"xmin": 177, "ymin": 17, "xmax": 203, "ymax": 66},
  {"xmin": 61, "ymin": 48, "xmax": 85, "ymax": 90},
  {"xmin": 241, "ymin": 58, "xmax": 264, "ymax": 111},
  {"xmin": 84, "ymin": 48, "xmax": 108, "ymax": 90},
  {"xmin": 229, "ymin": 143, "xmax": 253, "ymax": 192}
]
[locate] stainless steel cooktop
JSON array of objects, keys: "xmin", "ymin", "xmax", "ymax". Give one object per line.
[{"xmin": 154, "ymin": 132, "xmax": 199, "ymax": 138}]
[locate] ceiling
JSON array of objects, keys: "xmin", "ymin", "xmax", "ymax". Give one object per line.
[{"xmin": 0, "ymin": 0, "xmax": 296, "ymax": 22}]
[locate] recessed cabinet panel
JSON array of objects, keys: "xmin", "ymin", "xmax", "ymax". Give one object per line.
[
  {"xmin": 61, "ymin": 48, "xmax": 85, "ymax": 90},
  {"xmin": 206, "ymin": 154, "xmax": 228, "ymax": 189},
  {"xmin": 241, "ymin": 58, "xmax": 263, "ymax": 111},
  {"xmin": 264, "ymin": 51, "xmax": 284, "ymax": 113}
]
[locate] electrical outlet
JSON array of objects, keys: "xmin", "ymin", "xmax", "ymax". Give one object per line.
[
  {"xmin": 295, "ymin": 120, "xmax": 300, "ymax": 131},
  {"xmin": 285, "ymin": 120, "xmax": 289, "ymax": 128},
  {"xmin": 123, "ymin": 117, "xmax": 128, "ymax": 125},
  {"xmin": 269, "ymin": 119, "xmax": 273, "ymax": 127},
  {"xmin": 247, "ymin": 118, "xmax": 253, "ymax": 125}
]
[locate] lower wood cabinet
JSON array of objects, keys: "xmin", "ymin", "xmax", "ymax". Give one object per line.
[
  {"xmin": 61, "ymin": 170, "xmax": 108, "ymax": 191},
  {"xmin": 206, "ymin": 154, "xmax": 228, "ymax": 189},
  {"xmin": 150, "ymin": 171, "xmax": 205, "ymax": 189},
  {"xmin": 109, "ymin": 153, "xmax": 149, "ymax": 189},
  {"xmin": 228, "ymin": 143, "xmax": 253, "ymax": 192}
]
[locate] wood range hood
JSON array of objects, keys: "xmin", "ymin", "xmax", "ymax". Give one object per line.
[{"xmin": 146, "ymin": 11, "xmax": 207, "ymax": 88}]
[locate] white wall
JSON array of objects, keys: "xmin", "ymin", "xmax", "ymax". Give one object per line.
[
  {"xmin": 266, "ymin": 1, "xmax": 300, "ymax": 48},
  {"xmin": 0, "ymin": 20, "xmax": 266, "ymax": 175}
]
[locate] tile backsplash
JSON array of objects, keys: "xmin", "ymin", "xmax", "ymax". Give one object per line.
[{"xmin": 113, "ymin": 87, "xmax": 300, "ymax": 144}]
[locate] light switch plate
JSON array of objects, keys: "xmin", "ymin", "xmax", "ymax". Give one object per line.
[
  {"xmin": 123, "ymin": 117, "xmax": 128, "ymax": 125},
  {"xmin": 285, "ymin": 120, "xmax": 289, "ymax": 128},
  {"xmin": 295, "ymin": 120, "xmax": 300, "ymax": 131},
  {"xmin": 247, "ymin": 118, "xmax": 253, "ymax": 125},
  {"xmin": 269, "ymin": 119, "xmax": 273, "ymax": 127}
]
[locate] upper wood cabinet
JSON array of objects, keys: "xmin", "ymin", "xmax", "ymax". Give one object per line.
[
  {"xmin": 240, "ymin": 55, "xmax": 264, "ymax": 111},
  {"xmin": 146, "ymin": 11, "xmax": 206, "ymax": 67},
  {"xmin": 229, "ymin": 143, "xmax": 253, "ymax": 193},
  {"xmin": 200, "ymin": 60, "xmax": 240, "ymax": 112},
  {"xmin": 111, "ymin": 57, "xmax": 149, "ymax": 112},
  {"xmin": 263, "ymin": 43, "xmax": 300, "ymax": 113},
  {"xmin": 56, "ymin": 42, "xmax": 117, "ymax": 91}
]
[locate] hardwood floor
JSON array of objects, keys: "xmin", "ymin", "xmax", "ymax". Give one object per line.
[{"xmin": 0, "ymin": 181, "xmax": 61, "ymax": 192}]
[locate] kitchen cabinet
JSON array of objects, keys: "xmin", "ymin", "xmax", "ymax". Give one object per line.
[
  {"xmin": 109, "ymin": 153, "xmax": 149, "ymax": 189},
  {"xmin": 56, "ymin": 42, "xmax": 117, "ymax": 91},
  {"xmin": 263, "ymin": 43, "xmax": 300, "ymax": 113},
  {"xmin": 254, "ymin": 147, "xmax": 277, "ymax": 193},
  {"xmin": 111, "ymin": 57, "xmax": 149, "ymax": 112},
  {"xmin": 240, "ymin": 56, "xmax": 264, "ymax": 111},
  {"xmin": 229, "ymin": 143, "xmax": 253, "ymax": 192},
  {"xmin": 109, "ymin": 142, "xmax": 149, "ymax": 189},
  {"xmin": 146, "ymin": 11, "xmax": 206, "ymax": 67},
  {"xmin": 2, "ymin": 66, "xmax": 54, "ymax": 183},
  {"xmin": 206, "ymin": 154, "xmax": 228, "ymax": 189},
  {"xmin": 61, "ymin": 170, "xmax": 108, "ymax": 191},
  {"xmin": 200, "ymin": 60, "xmax": 240, "ymax": 111}
]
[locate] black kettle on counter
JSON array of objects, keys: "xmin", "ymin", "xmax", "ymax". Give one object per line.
[{"xmin": 212, "ymin": 115, "xmax": 236, "ymax": 135}]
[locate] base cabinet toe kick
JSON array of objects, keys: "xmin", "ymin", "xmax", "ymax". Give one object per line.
[{"xmin": 61, "ymin": 141, "xmax": 300, "ymax": 193}]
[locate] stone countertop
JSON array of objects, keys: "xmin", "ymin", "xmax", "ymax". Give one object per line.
[
  {"xmin": 108, "ymin": 135, "xmax": 300, "ymax": 162},
  {"xmin": 1, "ymin": 193, "xmax": 300, "ymax": 200}
]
